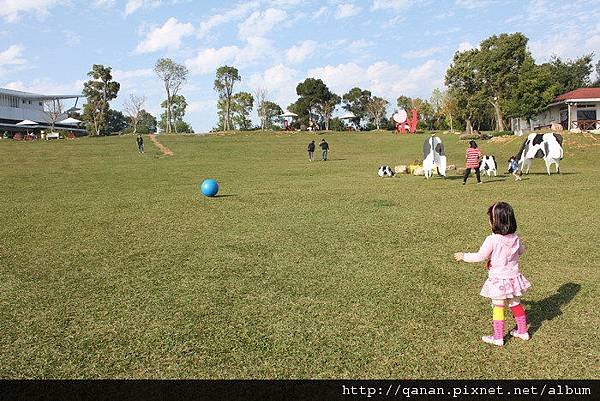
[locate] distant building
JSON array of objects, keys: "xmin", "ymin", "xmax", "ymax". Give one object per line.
[
  {"xmin": 0, "ymin": 87, "xmax": 86, "ymax": 135},
  {"xmin": 511, "ymin": 88, "xmax": 600, "ymax": 133}
]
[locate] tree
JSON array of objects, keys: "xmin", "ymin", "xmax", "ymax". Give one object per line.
[
  {"xmin": 396, "ymin": 95, "xmax": 413, "ymax": 111},
  {"xmin": 254, "ymin": 87, "xmax": 269, "ymax": 130},
  {"xmin": 342, "ymin": 87, "xmax": 371, "ymax": 127},
  {"xmin": 82, "ymin": 64, "xmax": 120, "ymax": 136},
  {"xmin": 106, "ymin": 109, "xmax": 128, "ymax": 134},
  {"xmin": 231, "ymin": 91, "xmax": 254, "ymax": 130},
  {"xmin": 476, "ymin": 33, "xmax": 530, "ymax": 131},
  {"xmin": 288, "ymin": 78, "xmax": 334, "ymax": 127},
  {"xmin": 43, "ymin": 99, "xmax": 64, "ymax": 133},
  {"xmin": 437, "ymin": 89, "xmax": 459, "ymax": 132},
  {"xmin": 593, "ymin": 59, "xmax": 600, "ymax": 86},
  {"xmin": 159, "ymin": 94, "xmax": 190, "ymax": 133},
  {"xmin": 123, "ymin": 94, "xmax": 146, "ymax": 135},
  {"xmin": 136, "ymin": 110, "xmax": 157, "ymax": 134},
  {"xmin": 154, "ymin": 58, "xmax": 188, "ymax": 134},
  {"xmin": 546, "ymin": 54, "xmax": 594, "ymax": 93},
  {"xmin": 412, "ymin": 98, "xmax": 435, "ymax": 130},
  {"xmin": 259, "ymin": 100, "xmax": 283, "ymax": 130},
  {"xmin": 445, "ymin": 49, "xmax": 484, "ymax": 133},
  {"xmin": 315, "ymin": 93, "xmax": 341, "ymax": 130},
  {"xmin": 214, "ymin": 66, "xmax": 241, "ymax": 131},
  {"xmin": 365, "ymin": 96, "xmax": 388, "ymax": 129}
]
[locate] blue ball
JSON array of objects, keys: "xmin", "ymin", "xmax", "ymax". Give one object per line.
[{"xmin": 200, "ymin": 179, "xmax": 219, "ymax": 197}]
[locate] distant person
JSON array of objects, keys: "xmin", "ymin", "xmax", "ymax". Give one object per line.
[
  {"xmin": 508, "ymin": 156, "xmax": 522, "ymax": 181},
  {"xmin": 136, "ymin": 134, "xmax": 144, "ymax": 154},
  {"xmin": 319, "ymin": 138, "xmax": 329, "ymax": 161},
  {"xmin": 463, "ymin": 140, "xmax": 481, "ymax": 184},
  {"xmin": 307, "ymin": 140, "xmax": 315, "ymax": 162}
]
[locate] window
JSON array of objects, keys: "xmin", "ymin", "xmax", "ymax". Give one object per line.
[{"xmin": 577, "ymin": 109, "xmax": 597, "ymax": 120}]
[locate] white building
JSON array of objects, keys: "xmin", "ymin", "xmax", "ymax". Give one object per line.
[
  {"xmin": 511, "ymin": 87, "xmax": 600, "ymax": 133},
  {"xmin": 0, "ymin": 87, "xmax": 85, "ymax": 135}
]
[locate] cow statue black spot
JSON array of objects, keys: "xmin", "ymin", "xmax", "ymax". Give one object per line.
[
  {"xmin": 422, "ymin": 135, "xmax": 446, "ymax": 178},
  {"xmin": 479, "ymin": 155, "xmax": 497, "ymax": 177},
  {"xmin": 515, "ymin": 133, "xmax": 563, "ymax": 175},
  {"xmin": 378, "ymin": 165, "xmax": 395, "ymax": 177}
]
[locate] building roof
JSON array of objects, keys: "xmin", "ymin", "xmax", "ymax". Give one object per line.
[
  {"xmin": 0, "ymin": 87, "xmax": 82, "ymax": 101},
  {"xmin": 553, "ymin": 87, "xmax": 600, "ymax": 102}
]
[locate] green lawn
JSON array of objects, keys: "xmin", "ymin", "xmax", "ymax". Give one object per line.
[{"xmin": 0, "ymin": 131, "xmax": 598, "ymax": 379}]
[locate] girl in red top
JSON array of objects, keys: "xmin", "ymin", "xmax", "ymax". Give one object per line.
[{"xmin": 463, "ymin": 140, "xmax": 482, "ymax": 184}]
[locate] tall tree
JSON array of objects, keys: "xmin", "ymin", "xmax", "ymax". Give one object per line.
[
  {"xmin": 445, "ymin": 49, "xmax": 484, "ymax": 133},
  {"xmin": 214, "ymin": 66, "xmax": 241, "ymax": 131},
  {"xmin": 474, "ymin": 33, "xmax": 530, "ymax": 131},
  {"xmin": 288, "ymin": 78, "xmax": 333, "ymax": 127},
  {"xmin": 136, "ymin": 110, "xmax": 157, "ymax": 134},
  {"xmin": 254, "ymin": 87, "xmax": 269, "ymax": 130},
  {"xmin": 342, "ymin": 87, "xmax": 371, "ymax": 127},
  {"xmin": 106, "ymin": 109, "xmax": 128, "ymax": 134},
  {"xmin": 43, "ymin": 99, "xmax": 64, "ymax": 133},
  {"xmin": 154, "ymin": 58, "xmax": 188, "ymax": 134},
  {"xmin": 546, "ymin": 54, "xmax": 594, "ymax": 93},
  {"xmin": 231, "ymin": 91, "xmax": 254, "ymax": 130},
  {"xmin": 82, "ymin": 64, "xmax": 120, "ymax": 136},
  {"xmin": 260, "ymin": 101, "xmax": 283, "ymax": 130},
  {"xmin": 365, "ymin": 96, "xmax": 388, "ymax": 130},
  {"xmin": 159, "ymin": 94, "xmax": 189, "ymax": 133},
  {"xmin": 396, "ymin": 95, "xmax": 413, "ymax": 111},
  {"xmin": 123, "ymin": 94, "xmax": 145, "ymax": 135},
  {"xmin": 315, "ymin": 93, "xmax": 341, "ymax": 130}
]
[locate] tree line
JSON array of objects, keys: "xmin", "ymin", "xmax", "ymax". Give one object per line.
[{"xmin": 75, "ymin": 32, "xmax": 598, "ymax": 135}]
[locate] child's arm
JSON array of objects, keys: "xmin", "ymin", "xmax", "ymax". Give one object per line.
[
  {"xmin": 455, "ymin": 236, "xmax": 493, "ymax": 263},
  {"xmin": 518, "ymin": 239, "xmax": 526, "ymax": 255}
]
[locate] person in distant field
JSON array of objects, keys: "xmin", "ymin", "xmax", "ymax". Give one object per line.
[
  {"xmin": 307, "ymin": 140, "xmax": 315, "ymax": 162},
  {"xmin": 508, "ymin": 156, "xmax": 522, "ymax": 181},
  {"xmin": 136, "ymin": 134, "xmax": 144, "ymax": 154},
  {"xmin": 319, "ymin": 138, "xmax": 329, "ymax": 161},
  {"xmin": 463, "ymin": 140, "xmax": 481, "ymax": 184}
]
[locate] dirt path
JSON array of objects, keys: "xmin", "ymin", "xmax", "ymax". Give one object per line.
[{"xmin": 148, "ymin": 134, "xmax": 173, "ymax": 156}]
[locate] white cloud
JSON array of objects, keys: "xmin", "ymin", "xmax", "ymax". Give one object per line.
[
  {"xmin": 402, "ymin": 46, "xmax": 443, "ymax": 59},
  {"xmin": 125, "ymin": 0, "xmax": 163, "ymax": 15},
  {"xmin": 134, "ymin": 17, "xmax": 194, "ymax": 54},
  {"xmin": 457, "ymin": 41, "xmax": 474, "ymax": 52},
  {"xmin": 372, "ymin": 0, "xmax": 411, "ymax": 11},
  {"xmin": 198, "ymin": 2, "xmax": 259, "ymax": 39},
  {"xmin": 3, "ymin": 79, "xmax": 84, "ymax": 95},
  {"xmin": 0, "ymin": 45, "xmax": 25, "ymax": 65},
  {"xmin": 0, "ymin": 0, "xmax": 65, "ymax": 22},
  {"xmin": 313, "ymin": 6, "xmax": 328, "ymax": 18},
  {"xmin": 185, "ymin": 46, "xmax": 239, "ymax": 75},
  {"xmin": 112, "ymin": 68, "xmax": 154, "ymax": 80},
  {"xmin": 307, "ymin": 59, "xmax": 444, "ymax": 101},
  {"xmin": 238, "ymin": 8, "xmax": 287, "ymax": 38},
  {"xmin": 286, "ymin": 40, "xmax": 317, "ymax": 64},
  {"xmin": 454, "ymin": 0, "xmax": 492, "ymax": 9},
  {"xmin": 188, "ymin": 99, "xmax": 216, "ymax": 113},
  {"xmin": 185, "ymin": 37, "xmax": 275, "ymax": 75},
  {"xmin": 249, "ymin": 64, "xmax": 301, "ymax": 109},
  {"xmin": 335, "ymin": 3, "xmax": 361, "ymax": 19}
]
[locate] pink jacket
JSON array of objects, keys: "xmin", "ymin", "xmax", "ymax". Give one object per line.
[{"xmin": 463, "ymin": 233, "xmax": 525, "ymax": 279}]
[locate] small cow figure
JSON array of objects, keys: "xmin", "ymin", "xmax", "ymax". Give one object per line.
[
  {"xmin": 515, "ymin": 132, "xmax": 563, "ymax": 175},
  {"xmin": 422, "ymin": 135, "xmax": 447, "ymax": 179},
  {"xmin": 479, "ymin": 155, "xmax": 497, "ymax": 177},
  {"xmin": 378, "ymin": 165, "xmax": 395, "ymax": 177}
]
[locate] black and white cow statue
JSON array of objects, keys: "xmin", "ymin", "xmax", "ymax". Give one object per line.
[
  {"xmin": 479, "ymin": 155, "xmax": 497, "ymax": 177},
  {"xmin": 377, "ymin": 165, "xmax": 395, "ymax": 177},
  {"xmin": 515, "ymin": 132, "xmax": 563, "ymax": 175},
  {"xmin": 422, "ymin": 135, "xmax": 446, "ymax": 178}
]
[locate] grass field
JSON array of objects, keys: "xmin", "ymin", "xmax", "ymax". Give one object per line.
[{"xmin": 1, "ymin": 130, "xmax": 599, "ymax": 379}]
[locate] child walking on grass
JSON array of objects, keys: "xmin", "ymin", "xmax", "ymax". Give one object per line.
[{"xmin": 454, "ymin": 202, "xmax": 531, "ymax": 346}]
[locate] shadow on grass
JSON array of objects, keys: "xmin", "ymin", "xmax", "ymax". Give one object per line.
[
  {"xmin": 521, "ymin": 283, "xmax": 581, "ymax": 337},
  {"xmin": 213, "ymin": 194, "xmax": 237, "ymax": 198},
  {"xmin": 523, "ymin": 172, "xmax": 577, "ymax": 176}
]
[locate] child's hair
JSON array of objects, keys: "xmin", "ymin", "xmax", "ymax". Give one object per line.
[
  {"xmin": 487, "ymin": 202, "xmax": 517, "ymax": 235},
  {"xmin": 469, "ymin": 140, "xmax": 478, "ymax": 148}
]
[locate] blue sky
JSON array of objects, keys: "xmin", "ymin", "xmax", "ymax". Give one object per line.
[{"xmin": 1, "ymin": 0, "xmax": 599, "ymax": 132}]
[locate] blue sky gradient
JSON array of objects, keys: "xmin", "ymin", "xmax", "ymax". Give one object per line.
[{"xmin": 1, "ymin": 0, "xmax": 599, "ymax": 131}]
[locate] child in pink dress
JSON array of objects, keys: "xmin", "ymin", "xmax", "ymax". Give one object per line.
[{"xmin": 454, "ymin": 202, "xmax": 531, "ymax": 346}]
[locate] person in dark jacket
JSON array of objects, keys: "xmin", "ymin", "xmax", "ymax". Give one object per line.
[
  {"xmin": 307, "ymin": 140, "xmax": 315, "ymax": 161},
  {"xmin": 136, "ymin": 134, "xmax": 144, "ymax": 154},
  {"xmin": 319, "ymin": 139, "xmax": 329, "ymax": 161}
]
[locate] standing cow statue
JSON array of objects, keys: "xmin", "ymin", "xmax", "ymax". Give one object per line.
[
  {"xmin": 515, "ymin": 133, "xmax": 563, "ymax": 175},
  {"xmin": 422, "ymin": 135, "xmax": 447, "ymax": 178},
  {"xmin": 479, "ymin": 155, "xmax": 497, "ymax": 177}
]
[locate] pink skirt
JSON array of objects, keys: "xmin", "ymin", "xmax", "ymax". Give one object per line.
[{"xmin": 480, "ymin": 273, "xmax": 531, "ymax": 299}]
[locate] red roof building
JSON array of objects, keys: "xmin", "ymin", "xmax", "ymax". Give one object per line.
[{"xmin": 552, "ymin": 87, "xmax": 600, "ymax": 103}]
